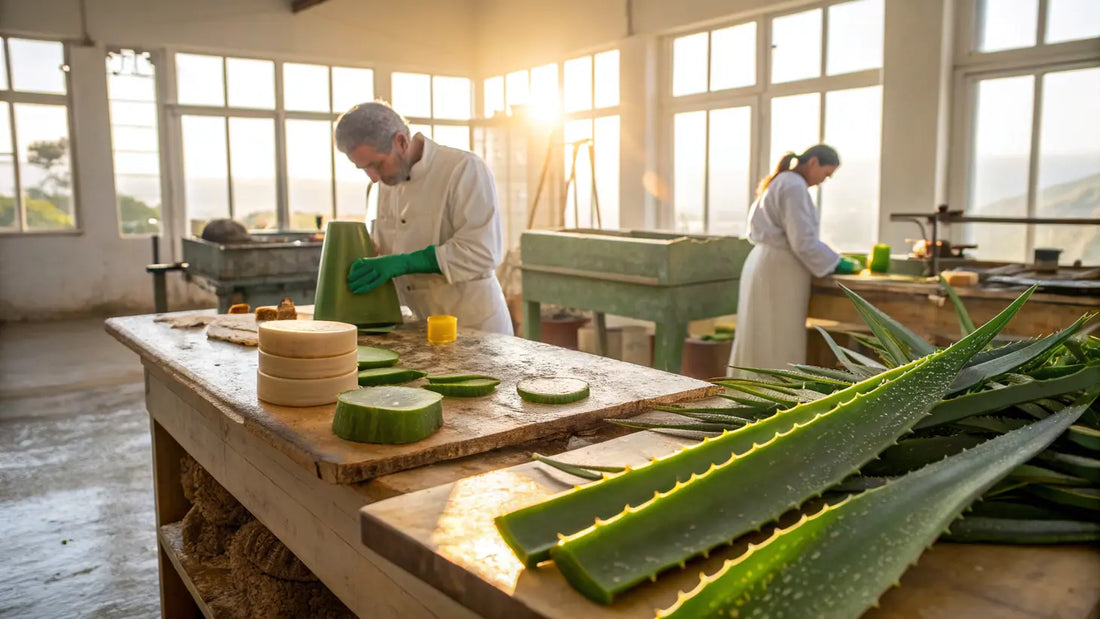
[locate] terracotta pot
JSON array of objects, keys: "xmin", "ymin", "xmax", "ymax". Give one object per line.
[
  {"xmin": 680, "ymin": 337, "xmax": 733, "ymax": 380},
  {"xmin": 540, "ymin": 316, "xmax": 590, "ymax": 350}
]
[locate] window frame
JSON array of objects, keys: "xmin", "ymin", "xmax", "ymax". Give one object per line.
[
  {"xmin": 948, "ymin": 0, "xmax": 1100, "ymax": 260},
  {"xmin": 659, "ymin": 0, "xmax": 883, "ymax": 239},
  {"xmin": 0, "ymin": 34, "xmax": 80, "ymax": 236}
]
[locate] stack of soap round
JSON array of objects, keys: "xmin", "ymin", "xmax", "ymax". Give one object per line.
[{"xmin": 256, "ymin": 320, "xmax": 359, "ymax": 407}]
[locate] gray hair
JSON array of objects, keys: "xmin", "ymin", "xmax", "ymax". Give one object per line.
[{"xmin": 334, "ymin": 101, "xmax": 410, "ymax": 154}]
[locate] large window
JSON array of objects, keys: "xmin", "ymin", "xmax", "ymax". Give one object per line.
[
  {"xmin": 392, "ymin": 72, "xmax": 472, "ymax": 151},
  {"xmin": 480, "ymin": 49, "xmax": 621, "ymax": 248},
  {"xmin": 955, "ymin": 0, "xmax": 1100, "ymax": 264},
  {"xmin": 107, "ymin": 49, "xmax": 162, "ymax": 236},
  {"xmin": 175, "ymin": 53, "xmax": 378, "ymax": 233},
  {"xmin": 667, "ymin": 0, "xmax": 884, "ymax": 250},
  {"xmin": 0, "ymin": 37, "xmax": 75, "ymax": 233}
]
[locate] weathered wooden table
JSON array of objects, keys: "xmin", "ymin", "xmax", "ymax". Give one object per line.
[{"xmin": 105, "ymin": 311, "xmax": 717, "ymax": 617}]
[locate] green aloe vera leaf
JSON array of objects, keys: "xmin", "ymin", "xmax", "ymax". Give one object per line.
[
  {"xmin": 548, "ymin": 289, "xmax": 1033, "ymax": 604},
  {"xmin": 1007, "ymin": 463, "xmax": 1091, "ymax": 486},
  {"xmin": 920, "ymin": 363, "xmax": 1100, "ymax": 429},
  {"xmin": 829, "ymin": 475, "xmax": 893, "ymax": 492},
  {"xmin": 966, "ymin": 499, "xmax": 1074, "ymax": 520},
  {"xmin": 656, "ymin": 401, "xmax": 1087, "ymax": 619},
  {"xmin": 950, "ymin": 315, "xmax": 1091, "ymax": 394},
  {"xmin": 839, "ymin": 344, "xmax": 887, "ymax": 369},
  {"xmin": 717, "ymin": 396, "xmax": 783, "ymax": 416},
  {"xmin": 954, "ymin": 416, "xmax": 1032, "ymax": 434},
  {"xmin": 848, "ymin": 333, "xmax": 895, "ymax": 366},
  {"xmin": 1066, "ymin": 424, "xmax": 1100, "ymax": 451},
  {"xmin": 1035, "ymin": 451, "xmax": 1100, "ymax": 483},
  {"xmin": 942, "ymin": 517, "xmax": 1100, "ymax": 544},
  {"xmin": 670, "ymin": 410, "xmax": 757, "ymax": 426},
  {"xmin": 651, "ymin": 403, "xmax": 769, "ymax": 418},
  {"xmin": 1026, "ymin": 484, "xmax": 1100, "ymax": 512},
  {"xmin": 863, "ymin": 434, "xmax": 986, "ymax": 477},
  {"xmin": 608, "ymin": 419, "xmax": 734, "ymax": 433},
  {"xmin": 814, "ymin": 325, "xmax": 878, "ymax": 376},
  {"xmin": 966, "ymin": 339, "xmax": 1036, "ymax": 368},
  {"xmin": 717, "ymin": 383, "xmax": 806, "ymax": 406},
  {"xmin": 532, "ymin": 454, "xmax": 625, "ymax": 481},
  {"xmin": 985, "ymin": 479, "xmax": 1030, "ymax": 498},
  {"xmin": 1031, "ymin": 362, "xmax": 1095, "ymax": 380},
  {"xmin": 729, "ymin": 367, "xmax": 852, "ymax": 390},
  {"xmin": 939, "ymin": 274, "xmax": 977, "ymax": 336},
  {"xmin": 841, "ymin": 283, "xmax": 936, "ymax": 361},
  {"xmin": 1016, "ymin": 402, "xmax": 1054, "ymax": 420},
  {"xmin": 495, "ymin": 360, "xmax": 914, "ymax": 569},
  {"xmin": 791, "ymin": 364, "xmax": 864, "ymax": 383}
]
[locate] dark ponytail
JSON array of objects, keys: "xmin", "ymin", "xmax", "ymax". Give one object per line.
[{"xmin": 755, "ymin": 144, "xmax": 841, "ymax": 196}]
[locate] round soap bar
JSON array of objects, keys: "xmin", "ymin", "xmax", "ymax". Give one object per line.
[
  {"xmin": 258, "ymin": 349, "xmax": 358, "ymax": 380},
  {"xmin": 258, "ymin": 320, "xmax": 357, "ymax": 358},
  {"xmin": 256, "ymin": 369, "xmax": 359, "ymax": 407}
]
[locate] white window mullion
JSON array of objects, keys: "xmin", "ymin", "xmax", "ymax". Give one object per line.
[
  {"xmin": 274, "ymin": 60, "xmax": 289, "ymax": 230},
  {"xmin": 4, "ymin": 39, "xmax": 25, "ymax": 232},
  {"xmin": 1036, "ymin": 0, "xmax": 1049, "ymax": 46},
  {"xmin": 1024, "ymin": 68, "xmax": 1044, "ymax": 257},
  {"xmin": 327, "ymin": 66, "xmax": 337, "ymax": 221},
  {"xmin": 702, "ymin": 109, "xmax": 711, "ymax": 230}
]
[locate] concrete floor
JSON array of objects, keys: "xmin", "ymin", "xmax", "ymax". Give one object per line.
[{"xmin": 0, "ymin": 318, "xmax": 160, "ymax": 618}]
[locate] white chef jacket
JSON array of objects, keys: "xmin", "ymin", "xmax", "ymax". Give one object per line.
[
  {"xmin": 746, "ymin": 171, "xmax": 840, "ymax": 278},
  {"xmin": 373, "ymin": 136, "xmax": 513, "ymax": 335}
]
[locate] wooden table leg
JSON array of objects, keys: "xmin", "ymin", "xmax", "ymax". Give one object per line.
[
  {"xmin": 523, "ymin": 300, "xmax": 542, "ymax": 341},
  {"xmin": 594, "ymin": 312, "xmax": 608, "ymax": 357},
  {"xmin": 653, "ymin": 321, "xmax": 687, "ymax": 373},
  {"xmin": 150, "ymin": 417, "xmax": 200, "ymax": 619}
]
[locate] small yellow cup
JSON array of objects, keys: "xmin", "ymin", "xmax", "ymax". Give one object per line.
[{"xmin": 427, "ymin": 314, "xmax": 457, "ymax": 344}]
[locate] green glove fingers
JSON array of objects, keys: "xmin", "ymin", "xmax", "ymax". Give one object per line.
[
  {"xmin": 834, "ymin": 256, "xmax": 863, "ymax": 275},
  {"xmin": 346, "ymin": 246, "xmax": 443, "ymax": 295}
]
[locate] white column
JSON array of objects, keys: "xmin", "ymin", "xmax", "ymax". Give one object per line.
[{"xmin": 878, "ymin": 0, "xmax": 955, "ymax": 250}]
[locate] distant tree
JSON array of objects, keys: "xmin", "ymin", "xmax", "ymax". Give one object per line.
[
  {"xmin": 0, "ymin": 195, "xmax": 72, "ymax": 229},
  {"xmin": 27, "ymin": 138, "xmax": 71, "ymax": 194},
  {"xmin": 118, "ymin": 194, "xmax": 160, "ymax": 234}
]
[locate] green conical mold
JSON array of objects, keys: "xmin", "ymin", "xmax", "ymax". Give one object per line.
[{"xmin": 313, "ymin": 220, "xmax": 402, "ymax": 327}]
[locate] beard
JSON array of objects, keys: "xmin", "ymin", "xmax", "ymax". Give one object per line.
[{"xmin": 381, "ymin": 152, "xmax": 414, "ymax": 186}]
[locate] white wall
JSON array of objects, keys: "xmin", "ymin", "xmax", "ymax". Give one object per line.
[{"xmin": 0, "ymin": 0, "xmax": 477, "ymax": 320}]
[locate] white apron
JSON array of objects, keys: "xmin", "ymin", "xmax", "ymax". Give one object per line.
[
  {"xmin": 374, "ymin": 203, "xmax": 513, "ymax": 335},
  {"xmin": 728, "ymin": 243, "xmax": 812, "ymax": 372}
]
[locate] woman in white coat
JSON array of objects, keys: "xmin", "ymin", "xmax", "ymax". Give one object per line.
[
  {"xmin": 333, "ymin": 102, "xmax": 513, "ymax": 335},
  {"xmin": 729, "ymin": 144, "xmax": 862, "ymax": 371}
]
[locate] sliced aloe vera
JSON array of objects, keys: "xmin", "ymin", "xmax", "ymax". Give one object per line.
[
  {"xmin": 357, "ymin": 367, "xmax": 426, "ymax": 386},
  {"xmin": 516, "ymin": 377, "xmax": 590, "ymax": 404},
  {"xmin": 357, "ymin": 345, "xmax": 399, "ymax": 369},
  {"xmin": 332, "ymin": 386, "xmax": 443, "ymax": 444},
  {"xmin": 425, "ymin": 373, "xmax": 497, "ymax": 384},
  {"xmin": 422, "ymin": 378, "xmax": 500, "ymax": 397}
]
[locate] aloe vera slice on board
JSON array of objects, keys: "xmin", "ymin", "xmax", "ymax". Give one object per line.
[
  {"xmin": 425, "ymin": 373, "xmax": 498, "ymax": 384},
  {"xmin": 516, "ymin": 377, "xmax": 590, "ymax": 404},
  {"xmin": 357, "ymin": 367, "xmax": 427, "ymax": 386},
  {"xmin": 357, "ymin": 345, "xmax": 399, "ymax": 369},
  {"xmin": 422, "ymin": 378, "xmax": 500, "ymax": 397},
  {"xmin": 332, "ymin": 386, "xmax": 443, "ymax": 444}
]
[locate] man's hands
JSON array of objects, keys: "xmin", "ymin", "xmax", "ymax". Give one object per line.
[{"xmin": 347, "ymin": 246, "xmax": 442, "ymax": 294}]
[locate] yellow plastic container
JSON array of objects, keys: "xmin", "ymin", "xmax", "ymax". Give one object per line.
[{"xmin": 427, "ymin": 315, "xmax": 457, "ymax": 344}]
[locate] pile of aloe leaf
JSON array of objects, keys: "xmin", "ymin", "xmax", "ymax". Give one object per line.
[{"xmin": 493, "ymin": 282, "xmax": 1099, "ymax": 617}]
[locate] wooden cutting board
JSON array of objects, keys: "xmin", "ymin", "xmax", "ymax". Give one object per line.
[{"xmin": 106, "ymin": 312, "xmax": 720, "ymax": 484}]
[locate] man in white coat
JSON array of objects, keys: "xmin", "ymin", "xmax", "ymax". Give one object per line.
[{"xmin": 334, "ymin": 102, "xmax": 513, "ymax": 335}]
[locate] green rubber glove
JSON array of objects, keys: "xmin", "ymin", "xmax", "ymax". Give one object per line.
[
  {"xmin": 834, "ymin": 256, "xmax": 863, "ymax": 275},
  {"xmin": 347, "ymin": 245, "xmax": 441, "ymax": 294}
]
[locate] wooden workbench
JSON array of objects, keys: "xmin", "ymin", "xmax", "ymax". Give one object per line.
[
  {"xmin": 105, "ymin": 311, "xmax": 716, "ymax": 618},
  {"xmin": 106, "ymin": 311, "xmax": 1100, "ymax": 618},
  {"xmin": 811, "ymin": 275, "xmax": 1100, "ymax": 341}
]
